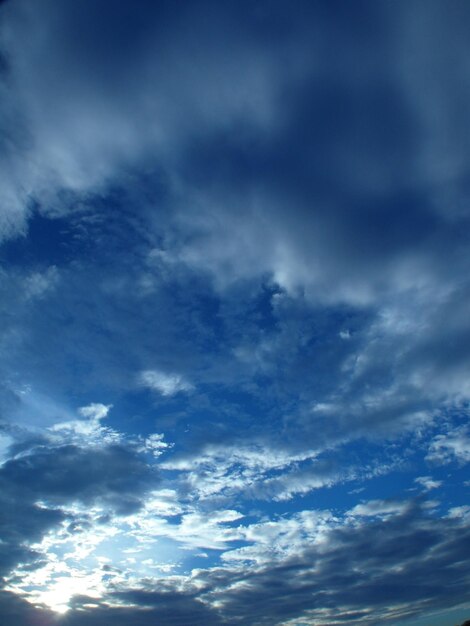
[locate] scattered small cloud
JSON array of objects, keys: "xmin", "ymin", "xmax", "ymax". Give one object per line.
[
  {"xmin": 427, "ymin": 426, "xmax": 470, "ymax": 465},
  {"xmin": 414, "ymin": 476, "xmax": 443, "ymax": 491},
  {"xmin": 138, "ymin": 370, "xmax": 194, "ymax": 396}
]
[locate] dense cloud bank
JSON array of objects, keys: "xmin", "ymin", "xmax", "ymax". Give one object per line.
[{"xmin": 1, "ymin": 503, "xmax": 470, "ymax": 625}]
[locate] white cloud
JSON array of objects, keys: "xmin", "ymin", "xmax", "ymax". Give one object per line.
[
  {"xmin": 163, "ymin": 443, "xmax": 318, "ymax": 473},
  {"xmin": 138, "ymin": 370, "xmax": 194, "ymax": 396},
  {"xmin": 48, "ymin": 402, "xmax": 119, "ymax": 446},
  {"xmin": 447, "ymin": 505, "xmax": 470, "ymax": 519},
  {"xmin": 78, "ymin": 403, "xmax": 112, "ymax": 421},
  {"xmin": 162, "ymin": 443, "xmax": 323, "ymax": 501},
  {"xmin": 141, "ymin": 433, "xmax": 172, "ymax": 458},
  {"xmin": 222, "ymin": 509, "xmax": 337, "ymax": 565},
  {"xmin": 6, "ymin": 510, "xmax": 121, "ymax": 613},
  {"xmin": 125, "ymin": 504, "xmax": 245, "ymax": 551},
  {"xmin": 348, "ymin": 499, "xmax": 408, "ymax": 519},
  {"xmin": 427, "ymin": 426, "xmax": 470, "ymax": 465},
  {"xmin": 414, "ymin": 475, "xmax": 442, "ymax": 491}
]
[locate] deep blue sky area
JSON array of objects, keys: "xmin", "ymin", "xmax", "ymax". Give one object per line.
[{"xmin": 1, "ymin": 1, "xmax": 470, "ymax": 625}]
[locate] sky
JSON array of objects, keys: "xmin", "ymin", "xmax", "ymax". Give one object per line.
[{"xmin": 1, "ymin": 1, "xmax": 470, "ymax": 625}]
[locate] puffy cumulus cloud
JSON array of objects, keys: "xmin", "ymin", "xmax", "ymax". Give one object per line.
[
  {"xmin": 0, "ymin": 501, "xmax": 63, "ymax": 579},
  {"xmin": 0, "ymin": 395, "xmax": 175, "ymax": 606}
]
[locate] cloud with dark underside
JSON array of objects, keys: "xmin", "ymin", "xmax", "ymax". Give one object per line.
[
  {"xmin": 0, "ymin": 441, "xmax": 157, "ymax": 582},
  {"xmin": 3, "ymin": 501, "xmax": 470, "ymax": 626},
  {"xmin": 192, "ymin": 502, "xmax": 470, "ymax": 625}
]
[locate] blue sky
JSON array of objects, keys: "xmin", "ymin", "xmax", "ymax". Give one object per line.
[{"xmin": 1, "ymin": 1, "xmax": 470, "ymax": 624}]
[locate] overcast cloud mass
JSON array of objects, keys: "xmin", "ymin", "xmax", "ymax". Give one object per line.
[{"xmin": 1, "ymin": 1, "xmax": 470, "ymax": 624}]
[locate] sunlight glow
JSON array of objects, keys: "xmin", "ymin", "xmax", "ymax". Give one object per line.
[{"xmin": 27, "ymin": 573, "xmax": 103, "ymax": 614}]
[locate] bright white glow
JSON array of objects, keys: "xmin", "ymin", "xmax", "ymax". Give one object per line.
[{"xmin": 32, "ymin": 572, "xmax": 103, "ymax": 614}]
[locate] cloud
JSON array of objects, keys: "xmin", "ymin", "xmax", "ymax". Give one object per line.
[
  {"xmin": 348, "ymin": 498, "xmax": 409, "ymax": 519},
  {"xmin": 78, "ymin": 403, "xmax": 111, "ymax": 421},
  {"xmin": 1, "ymin": 443, "xmax": 156, "ymax": 513},
  {"xmin": 1, "ymin": 2, "xmax": 470, "ymax": 625},
  {"xmin": 0, "ymin": 0, "xmax": 281, "ymax": 241},
  {"xmin": 0, "ymin": 591, "xmax": 56, "ymax": 626},
  {"xmin": 192, "ymin": 501, "xmax": 470, "ymax": 625},
  {"xmin": 414, "ymin": 476, "xmax": 443, "ymax": 491},
  {"xmin": 427, "ymin": 425, "xmax": 470, "ymax": 465},
  {"xmin": 20, "ymin": 499, "xmax": 464, "ymax": 626},
  {"xmin": 49, "ymin": 404, "xmax": 117, "ymax": 446},
  {"xmin": 1, "ymin": 0, "xmax": 467, "ymax": 308},
  {"xmin": 1, "ymin": 0, "xmax": 469, "ymax": 455},
  {"xmin": 64, "ymin": 590, "xmax": 223, "ymax": 626},
  {"xmin": 0, "ymin": 437, "xmax": 159, "ymax": 586},
  {"xmin": 138, "ymin": 370, "xmax": 194, "ymax": 396},
  {"xmin": 141, "ymin": 433, "xmax": 172, "ymax": 458},
  {"xmin": 139, "ymin": 508, "xmax": 244, "ymax": 551}
]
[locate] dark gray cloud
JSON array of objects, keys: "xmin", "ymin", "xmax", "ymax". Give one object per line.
[
  {"xmin": 1, "ymin": 443, "xmax": 156, "ymax": 512},
  {"xmin": 0, "ymin": 591, "xmax": 56, "ymax": 626},
  {"xmin": 65, "ymin": 589, "xmax": 223, "ymax": 626},
  {"xmin": 2, "ymin": 501, "xmax": 469, "ymax": 626},
  {"xmin": 0, "ymin": 441, "xmax": 157, "ymax": 581},
  {"xmin": 192, "ymin": 502, "xmax": 470, "ymax": 625},
  {"xmin": 0, "ymin": 588, "xmax": 223, "ymax": 626}
]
